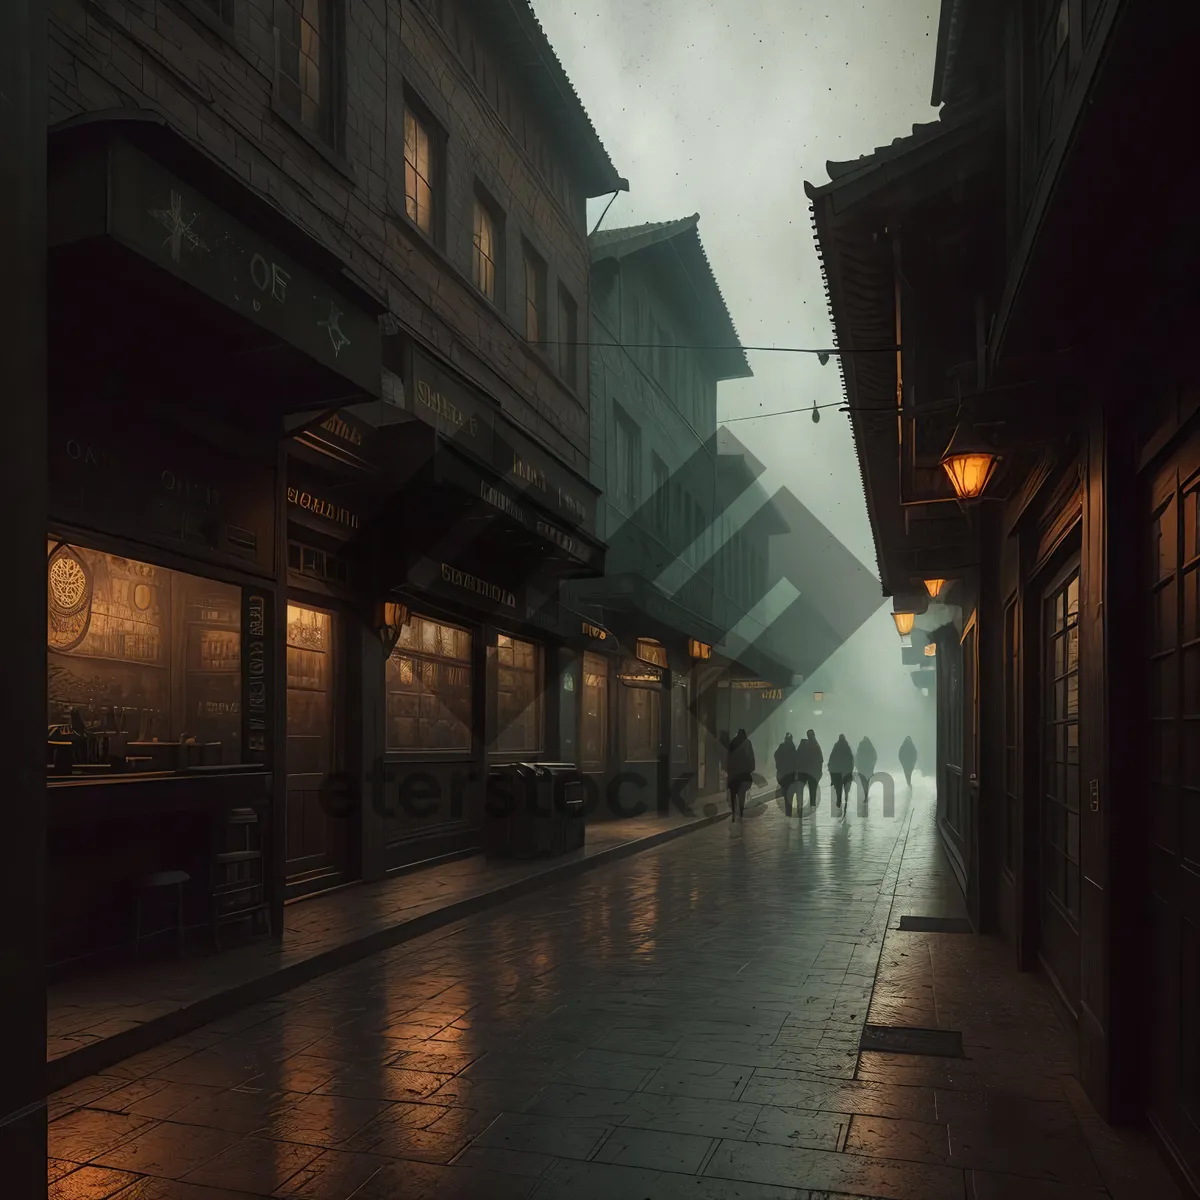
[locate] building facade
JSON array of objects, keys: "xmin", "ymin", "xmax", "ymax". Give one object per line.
[
  {"xmin": 44, "ymin": 0, "xmax": 625, "ymax": 969},
  {"xmin": 809, "ymin": 0, "xmax": 1200, "ymax": 1188}
]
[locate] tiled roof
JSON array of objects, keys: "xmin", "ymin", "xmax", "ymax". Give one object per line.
[
  {"xmin": 590, "ymin": 215, "xmax": 752, "ymax": 381},
  {"xmin": 466, "ymin": 0, "xmax": 625, "ymax": 197}
]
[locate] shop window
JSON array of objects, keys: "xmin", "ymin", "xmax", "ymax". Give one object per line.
[
  {"xmin": 495, "ymin": 635, "xmax": 543, "ymax": 754},
  {"xmin": 672, "ymin": 676, "xmax": 691, "ymax": 766},
  {"xmin": 47, "ymin": 541, "xmax": 242, "ymax": 773},
  {"xmin": 275, "ymin": 0, "xmax": 341, "ymax": 147},
  {"xmin": 385, "ymin": 614, "xmax": 472, "ymax": 751},
  {"xmin": 581, "ymin": 651, "xmax": 609, "ymax": 772},
  {"xmin": 625, "ymin": 684, "xmax": 661, "ymax": 762}
]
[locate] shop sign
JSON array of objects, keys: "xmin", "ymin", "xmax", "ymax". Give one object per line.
[
  {"xmin": 618, "ymin": 657, "xmax": 662, "ymax": 683},
  {"xmin": 403, "ymin": 347, "xmax": 496, "ymax": 464},
  {"xmin": 729, "ymin": 679, "xmax": 772, "ymax": 690},
  {"xmin": 407, "ymin": 557, "xmax": 518, "ymax": 611},
  {"xmin": 582, "ymin": 620, "xmax": 610, "ymax": 644},
  {"xmin": 242, "ymin": 591, "xmax": 272, "ymax": 762},
  {"xmin": 107, "ymin": 139, "xmax": 381, "ymax": 395},
  {"xmin": 499, "ymin": 425, "xmax": 596, "ymax": 534},
  {"xmin": 286, "ymin": 486, "xmax": 360, "ymax": 530},
  {"xmin": 688, "ymin": 639, "xmax": 712, "ymax": 659},
  {"xmin": 760, "ymin": 688, "xmax": 784, "ymax": 700},
  {"xmin": 636, "ymin": 638, "xmax": 668, "ymax": 669}
]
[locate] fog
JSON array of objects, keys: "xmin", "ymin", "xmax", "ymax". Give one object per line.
[{"xmin": 533, "ymin": 0, "xmax": 941, "ymax": 782}]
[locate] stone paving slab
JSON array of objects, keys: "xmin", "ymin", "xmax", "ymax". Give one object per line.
[
  {"xmin": 45, "ymin": 781, "xmax": 1185, "ymax": 1199},
  {"xmin": 48, "ymin": 794, "xmax": 760, "ymax": 1093}
]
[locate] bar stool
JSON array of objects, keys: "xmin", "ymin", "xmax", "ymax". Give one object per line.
[
  {"xmin": 212, "ymin": 808, "xmax": 270, "ymax": 950},
  {"xmin": 135, "ymin": 870, "xmax": 190, "ymax": 959}
]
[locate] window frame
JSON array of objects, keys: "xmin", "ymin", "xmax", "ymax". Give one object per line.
[
  {"xmin": 273, "ymin": 0, "xmax": 344, "ymax": 152},
  {"xmin": 384, "ymin": 613, "xmax": 474, "ymax": 755},
  {"xmin": 651, "ymin": 453, "xmax": 670, "ymax": 539},
  {"xmin": 472, "ymin": 188, "xmax": 504, "ymax": 305},
  {"xmin": 612, "ymin": 404, "xmax": 640, "ymax": 514},
  {"xmin": 522, "ymin": 241, "xmax": 547, "ymax": 347},
  {"xmin": 402, "ymin": 94, "xmax": 443, "ymax": 244},
  {"xmin": 494, "ymin": 633, "xmax": 544, "ymax": 756},
  {"xmin": 557, "ymin": 284, "xmax": 579, "ymax": 387}
]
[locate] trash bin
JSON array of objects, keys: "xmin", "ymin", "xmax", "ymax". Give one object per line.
[
  {"xmin": 485, "ymin": 763, "xmax": 585, "ymax": 858},
  {"xmin": 540, "ymin": 763, "xmax": 586, "ymax": 854},
  {"xmin": 486, "ymin": 762, "xmax": 553, "ymax": 859}
]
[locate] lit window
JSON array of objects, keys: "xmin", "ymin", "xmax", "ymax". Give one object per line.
[
  {"xmin": 473, "ymin": 199, "xmax": 497, "ymax": 300},
  {"xmin": 276, "ymin": 0, "xmax": 337, "ymax": 144},
  {"xmin": 385, "ymin": 614, "xmax": 472, "ymax": 751},
  {"xmin": 581, "ymin": 652, "xmax": 608, "ymax": 772},
  {"xmin": 404, "ymin": 108, "xmax": 434, "ymax": 235},
  {"xmin": 495, "ymin": 635, "xmax": 542, "ymax": 754}
]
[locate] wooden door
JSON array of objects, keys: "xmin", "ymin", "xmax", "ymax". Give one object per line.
[
  {"xmin": 1039, "ymin": 555, "xmax": 1082, "ymax": 1014},
  {"xmin": 285, "ymin": 603, "xmax": 344, "ymax": 895},
  {"xmin": 1146, "ymin": 431, "xmax": 1200, "ymax": 1183}
]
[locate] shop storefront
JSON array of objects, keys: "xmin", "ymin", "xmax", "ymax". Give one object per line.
[{"xmin": 45, "ymin": 117, "xmax": 383, "ymax": 970}]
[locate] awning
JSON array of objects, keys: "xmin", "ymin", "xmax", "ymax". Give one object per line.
[{"xmin": 49, "ymin": 118, "xmax": 383, "ymax": 417}]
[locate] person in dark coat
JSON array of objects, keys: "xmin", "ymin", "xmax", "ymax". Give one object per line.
[
  {"xmin": 899, "ymin": 736, "xmax": 918, "ymax": 787},
  {"xmin": 855, "ymin": 736, "xmax": 878, "ymax": 795},
  {"xmin": 798, "ymin": 729, "xmax": 823, "ymax": 808},
  {"xmin": 774, "ymin": 733, "xmax": 799, "ymax": 817},
  {"xmin": 829, "ymin": 734, "xmax": 854, "ymax": 811},
  {"xmin": 727, "ymin": 728, "xmax": 755, "ymax": 821}
]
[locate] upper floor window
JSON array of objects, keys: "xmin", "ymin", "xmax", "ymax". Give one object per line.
[
  {"xmin": 558, "ymin": 286, "xmax": 578, "ymax": 385},
  {"xmin": 275, "ymin": 0, "xmax": 339, "ymax": 145},
  {"xmin": 654, "ymin": 321, "xmax": 675, "ymax": 396},
  {"xmin": 472, "ymin": 195, "xmax": 500, "ymax": 302},
  {"xmin": 523, "ymin": 243, "xmax": 547, "ymax": 345},
  {"xmin": 613, "ymin": 405, "xmax": 640, "ymax": 512},
  {"xmin": 404, "ymin": 106, "xmax": 436, "ymax": 237},
  {"xmin": 651, "ymin": 454, "xmax": 670, "ymax": 538}
]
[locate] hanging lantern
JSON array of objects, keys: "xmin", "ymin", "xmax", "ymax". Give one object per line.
[
  {"xmin": 892, "ymin": 611, "xmax": 915, "ymax": 636},
  {"xmin": 811, "ymin": 398, "xmax": 820, "ymax": 424},
  {"xmin": 941, "ymin": 424, "xmax": 999, "ymax": 502},
  {"xmin": 923, "ymin": 578, "xmax": 946, "ymax": 599}
]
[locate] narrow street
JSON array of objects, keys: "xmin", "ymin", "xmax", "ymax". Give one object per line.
[{"xmin": 46, "ymin": 787, "xmax": 1177, "ymax": 1200}]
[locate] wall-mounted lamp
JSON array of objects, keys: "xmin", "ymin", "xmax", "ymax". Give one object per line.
[
  {"xmin": 924, "ymin": 642, "xmax": 937, "ymax": 657},
  {"xmin": 941, "ymin": 425, "xmax": 999, "ymax": 502},
  {"xmin": 374, "ymin": 599, "xmax": 409, "ymax": 657},
  {"xmin": 892, "ymin": 612, "xmax": 915, "ymax": 636},
  {"xmin": 813, "ymin": 691, "xmax": 824, "ymax": 702},
  {"xmin": 923, "ymin": 578, "xmax": 946, "ymax": 599}
]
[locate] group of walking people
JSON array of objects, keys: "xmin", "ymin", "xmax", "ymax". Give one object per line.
[{"xmin": 724, "ymin": 728, "xmax": 919, "ymax": 822}]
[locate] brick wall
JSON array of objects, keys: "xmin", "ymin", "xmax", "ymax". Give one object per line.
[{"xmin": 48, "ymin": 0, "xmax": 597, "ymax": 470}]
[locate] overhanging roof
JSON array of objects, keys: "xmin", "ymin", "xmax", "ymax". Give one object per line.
[
  {"xmin": 466, "ymin": 0, "xmax": 625, "ymax": 198},
  {"xmin": 590, "ymin": 215, "xmax": 753, "ymax": 381},
  {"xmin": 803, "ymin": 106, "xmax": 1002, "ymax": 594}
]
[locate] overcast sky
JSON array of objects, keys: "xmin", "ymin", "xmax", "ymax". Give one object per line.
[
  {"xmin": 532, "ymin": 0, "xmax": 941, "ymax": 572},
  {"xmin": 532, "ymin": 0, "xmax": 942, "ymax": 754}
]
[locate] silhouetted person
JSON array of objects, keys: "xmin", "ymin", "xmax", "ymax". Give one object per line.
[
  {"xmin": 855, "ymin": 736, "xmax": 877, "ymax": 794},
  {"xmin": 798, "ymin": 729, "xmax": 823, "ymax": 808},
  {"xmin": 775, "ymin": 733, "xmax": 799, "ymax": 817},
  {"xmin": 829, "ymin": 734, "xmax": 854, "ymax": 811},
  {"xmin": 899, "ymin": 736, "xmax": 918, "ymax": 788},
  {"xmin": 727, "ymin": 728, "xmax": 755, "ymax": 822}
]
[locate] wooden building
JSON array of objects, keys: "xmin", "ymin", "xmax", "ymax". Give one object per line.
[
  {"xmin": 42, "ymin": 0, "xmax": 625, "ymax": 971},
  {"xmin": 807, "ymin": 0, "xmax": 1200, "ymax": 1187}
]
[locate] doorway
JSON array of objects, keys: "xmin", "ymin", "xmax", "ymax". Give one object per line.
[
  {"xmin": 1038, "ymin": 555, "xmax": 1082, "ymax": 1014},
  {"xmin": 284, "ymin": 602, "xmax": 348, "ymax": 896},
  {"xmin": 1145, "ymin": 430, "xmax": 1200, "ymax": 1183}
]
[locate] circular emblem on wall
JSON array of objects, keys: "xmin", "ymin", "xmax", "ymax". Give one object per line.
[
  {"xmin": 48, "ymin": 543, "xmax": 93, "ymax": 652},
  {"xmin": 133, "ymin": 583, "xmax": 152, "ymax": 611}
]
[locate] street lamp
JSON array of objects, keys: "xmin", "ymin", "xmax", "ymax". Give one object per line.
[
  {"xmin": 373, "ymin": 599, "xmax": 409, "ymax": 657},
  {"xmin": 923, "ymin": 578, "xmax": 946, "ymax": 599},
  {"xmin": 941, "ymin": 424, "xmax": 999, "ymax": 502},
  {"xmin": 892, "ymin": 611, "xmax": 915, "ymax": 636}
]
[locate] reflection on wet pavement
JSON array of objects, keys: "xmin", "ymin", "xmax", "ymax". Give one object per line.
[{"xmin": 47, "ymin": 781, "xmax": 1178, "ymax": 1199}]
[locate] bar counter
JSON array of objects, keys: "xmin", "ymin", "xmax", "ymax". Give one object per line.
[{"xmin": 47, "ymin": 767, "xmax": 271, "ymax": 826}]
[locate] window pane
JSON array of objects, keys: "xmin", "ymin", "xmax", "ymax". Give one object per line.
[
  {"xmin": 386, "ymin": 614, "xmax": 472, "ymax": 751},
  {"xmin": 495, "ymin": 636, "xmax": 542, "ymax": 754},
  {"xmin": 624, "ymin": 685, "xmax": 660, "ymax": 761},
  {"xmin": 277, "ymin": 0, "xmax": 334, "ymax": 142},
  {"xmin": 581, "ymin": 652, "xmax": 608, "ymax": 772},
  {"xmin": 404, "ymin": 111, "xmax": 433, "ymax": 235},
  {"xmin": 47, "ymin": 541, "xmax": 243, "ymax": 771}
]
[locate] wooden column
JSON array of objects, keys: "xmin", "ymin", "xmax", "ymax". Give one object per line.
[{"xmin": 0, "ymin": 0, "xmax": 47, "ymax": 1189}]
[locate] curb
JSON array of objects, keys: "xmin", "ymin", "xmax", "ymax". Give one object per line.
[{"xmin": 47, "ymin": 805, "xmax": 734, "ymax": 1092}]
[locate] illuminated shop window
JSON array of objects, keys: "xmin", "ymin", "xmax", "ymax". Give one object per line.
[
  {"xmin": 47, "ymin": 541, "xmax": 242, "ymax": 773},
  {"xmin": 581, "ymin": 651, "xmax": 609, "ymax": 772},
  {"xmin": 496, "ymin": 634, "xmax": 543, "ymax": 754},
  {"xmin": 385, "ymin": 614, "xmax": 472, "ymax": 751}
]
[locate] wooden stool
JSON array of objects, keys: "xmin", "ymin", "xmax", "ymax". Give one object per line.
[{"xmin": 135, "ymin": 869, "xmax": 190, "ymax": 959}]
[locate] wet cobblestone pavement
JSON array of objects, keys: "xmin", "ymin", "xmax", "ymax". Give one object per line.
[{"xmin": 47, "ymin": 782, "xmax": 1181, "ymax": 1199}]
